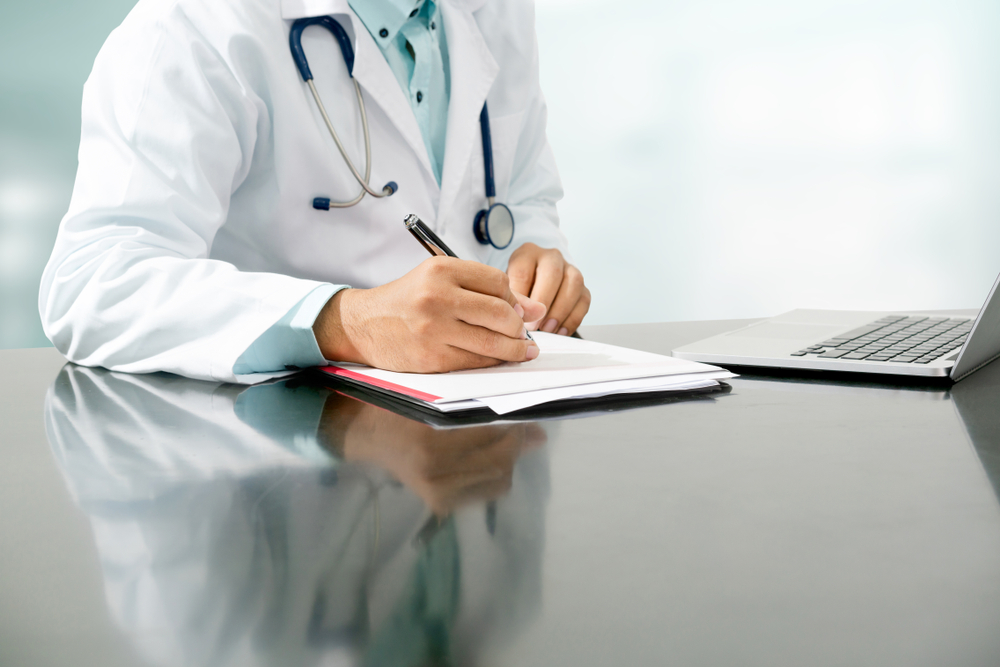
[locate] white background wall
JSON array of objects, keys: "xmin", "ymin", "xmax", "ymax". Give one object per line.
[
  {"xmin": 2, "ymin": 0, "xmax": 999, "ymax": 348},
  {"xmin": 535, "ymin": 0, "xmax": 1000, "ymax": 325}
]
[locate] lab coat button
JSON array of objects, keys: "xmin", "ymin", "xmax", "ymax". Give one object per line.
[{"xmin": 379, "ymin": 28, "xmax": 389, "ymax": 38}]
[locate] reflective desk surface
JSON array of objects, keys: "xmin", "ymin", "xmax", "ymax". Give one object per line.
[{"xmin": 2, "ymin": 319, "xmax": 1000, "ymax": 667}]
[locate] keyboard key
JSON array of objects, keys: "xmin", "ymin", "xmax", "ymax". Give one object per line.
[
  {"xmin": 843, "ymin": 352, "xmax": 871, "ymax": 359},
  {"xmin": 818, "ymin": 350, "xmax": 850, "ymax": 358},
  {"xmin": 790, "ymin": 351, "xmax": 809, "ymax": 356}
]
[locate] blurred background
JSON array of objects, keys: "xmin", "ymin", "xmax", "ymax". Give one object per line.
[{"xmin": 2, "ymin": 0, "xmax": 999, "ymax": 349}]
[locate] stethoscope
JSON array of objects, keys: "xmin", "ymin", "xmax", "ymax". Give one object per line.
[{"xmin": 289, "ymin": 16, "xmax": 515, "ymax": 250}]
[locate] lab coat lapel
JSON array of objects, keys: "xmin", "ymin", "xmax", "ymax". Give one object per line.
[
  {"xmin": 351, "ymin": 21, "xmax": 438, "ymax": 183},
  {"xmin": 436, "ymin": 0, "xmax": 499, "ymax": 231},
  {"xmin": 282, "ymin": 0, "xmax": 437, "ymax": 184}
]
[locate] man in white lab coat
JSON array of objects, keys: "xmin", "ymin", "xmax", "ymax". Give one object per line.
[{"xmin": 39, "ymin": 0, "xmax": 589, "ymax": 383}]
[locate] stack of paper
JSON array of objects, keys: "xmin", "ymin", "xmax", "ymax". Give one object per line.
[{"xmin": 319, "ymin": 332, "xmax": 735, "ymax": 415}]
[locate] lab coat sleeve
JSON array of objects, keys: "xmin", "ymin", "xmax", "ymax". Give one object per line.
[
  {"xmin": 233, "ymin": 284, "xmax": 343, "ymax": 376},
  {"xmin": 38, "ymin": 12, "xmax": 341, "ymax": 383},
  {"xmin": 484, "ymin": 3, "xmax": 572, "ymax": 270}
]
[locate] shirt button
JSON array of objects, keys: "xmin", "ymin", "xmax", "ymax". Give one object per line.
[
  {"xmin": 431, "ymin": 21, "xmax": 436, "ymax": 29},
  {"xmin": 416, "ymin": 91, "xmax": 423, "ymax": 103},
  {"xmin": 410, "ymin": 8, "xmax": 418, "ymax": 17},
  {"xmin": 379, "ymin": 28, "xmax": 389, "ymax": 38}
]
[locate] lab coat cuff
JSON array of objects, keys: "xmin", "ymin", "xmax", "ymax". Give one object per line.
[{"xmin": 231, "ymin": 284, "xmax": 348, "ymax": 383}]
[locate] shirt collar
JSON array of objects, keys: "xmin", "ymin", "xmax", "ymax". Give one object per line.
[{"xmin": 348, "ymin": 0, "xmax": 435, "ymax": 46}]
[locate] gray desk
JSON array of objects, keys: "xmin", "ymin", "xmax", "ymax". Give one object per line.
[{"xmin": 2, "ymin": 320, "xmax": 999, "ymax": 667}]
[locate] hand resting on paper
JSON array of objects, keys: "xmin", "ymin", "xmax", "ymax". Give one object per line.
[
  {"xmin": 313, "ymin": 256, "xmax": 546, "ymax": 373},
  {"xmin": 506, "ymin": 243, "xmax": 591, "ymax": 336}
]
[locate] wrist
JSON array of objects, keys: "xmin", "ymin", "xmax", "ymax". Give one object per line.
[{"xmin": 313, "ymin": 289, "xmax": 364, "ymax": 363}]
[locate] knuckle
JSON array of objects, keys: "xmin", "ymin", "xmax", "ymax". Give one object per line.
[
  {"xmin": 567, "ymin": 267, "xmax": 584, "ymax": 287},
  {"xmin": 491, "ymin": 269, "xmax": 510, "ymax": 295},
  {"xmin": 424, "ymin": 257, "xmax": 451, "ymax": 279},
  {"xmin": 412, "ymin": 287, "xmax": 436, "ymax": 312}
]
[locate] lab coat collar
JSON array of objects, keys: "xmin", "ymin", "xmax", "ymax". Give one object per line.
[
  {"xmin": 435, "ymin": 0, "xmax": 499, "ymax": 231},
  {"xmin": 282, "ymin": 0, "xmax": 438, "ymax": 184}
]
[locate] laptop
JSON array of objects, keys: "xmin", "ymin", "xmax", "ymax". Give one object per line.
[{"xmin": 672, "ymin": 271, "xmax": 1000, "ymax": 381}]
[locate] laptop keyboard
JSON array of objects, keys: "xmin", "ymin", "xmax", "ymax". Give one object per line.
[{"xmin": 790, "ymin": 316, "xmax": 972, "ymax": 364}]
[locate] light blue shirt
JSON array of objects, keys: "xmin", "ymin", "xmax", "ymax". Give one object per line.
[
  {"xmin": 351, "ymin": 0, "xmax": 450, "ymax": 184},
  {"xmin": 235, "ymin": 0, "xmax": 451, "ymax": 375}
]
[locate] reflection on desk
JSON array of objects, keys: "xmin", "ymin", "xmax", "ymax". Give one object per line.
[{"xmin": 45, "ymin": 366, "xmax": 550, "ymax": 667}]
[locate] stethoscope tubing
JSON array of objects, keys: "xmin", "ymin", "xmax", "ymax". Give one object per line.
[
  {"xmin": 306, "ymin": 78, "xmax": 387, "ymax": 206},
  {"xmin": 291, "ymin": 16, "xmax": 395, "ymax": 207},
  {"xmin": 479, "ymin": 103, "xmax": 496, "ymax": 206}
]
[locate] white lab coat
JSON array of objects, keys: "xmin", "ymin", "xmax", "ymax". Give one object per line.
[{"xmin": 39, "ymin": 0, "xmax": 569, "ymax": 382}]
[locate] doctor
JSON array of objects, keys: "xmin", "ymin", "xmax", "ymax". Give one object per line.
[{"xmin": 39, "ymin": 0, "xmax": 590, "ymax": 383}]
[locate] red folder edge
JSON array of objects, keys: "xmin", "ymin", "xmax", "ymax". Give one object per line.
[{"xmin": 319, "ymin": 366, "xmax": 442, "ymax": 403}]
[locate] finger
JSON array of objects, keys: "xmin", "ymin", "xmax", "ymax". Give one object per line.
[
  {"xmin": 454, "ymin": 291, "xmax": 530, "ymax": 339},
  {"xmin": 506, "ymin": 247, "xmax": 540, "ymax": 297},
  {"xmin": 527, "ymin": 250, "xmax": 566, "ymax": 314},
  {"xmin": 557, "ymin": 287, "xmax": 591, "ymax": 335},
  {"xmin": 426, "ymin": 346, "xmax": 504, "ymax": 373},
  {"xmin": 445, "ymin": 260, "xmax": 518, "ymax": 309},
  {"xmin": 540, "ymin": 266, "xmax": 585, "ymax": 334},
  {"xmin": 514, "ymin": 291, "xmax": 547, "ymax": 324},
  {"xmin": 447, "ymin": 322, "xmax": 540, "ymax": 363}
]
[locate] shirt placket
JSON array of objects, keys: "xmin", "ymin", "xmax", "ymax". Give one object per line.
[{"xmin": 401, "ymin": 20, "xmax": 433, "ymax": 142}]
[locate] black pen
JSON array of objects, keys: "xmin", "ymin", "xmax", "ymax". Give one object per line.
[{"xmin": 404, "ymin": 214, "xmax": 534, "ymax": 342}]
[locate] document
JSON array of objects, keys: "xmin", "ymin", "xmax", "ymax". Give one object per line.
[{"xmin": 319, "ymin": 333, "xmax": 735, "ymax": 415}]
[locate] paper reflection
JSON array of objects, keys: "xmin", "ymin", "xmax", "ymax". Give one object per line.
[{"xmin": 44, "ymin": 366, "xmax": 550, "ymax": 667}]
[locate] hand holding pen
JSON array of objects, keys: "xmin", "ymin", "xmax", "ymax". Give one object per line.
[
  {"xmin": 405, "ymin": 214, "xmax": 537, "ymax": 342},
  {"xmin": 311, "ymin": 215, "xmax": 543, "ymax": 373}
]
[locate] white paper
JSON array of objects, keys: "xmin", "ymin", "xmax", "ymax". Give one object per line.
[
  {"xmin": 331, "ymin": 333, "xmax": 728, "ymax": 403},
  {"xmin": 475, "ymin": 371, "xmax": 734, "ymax": 415}
]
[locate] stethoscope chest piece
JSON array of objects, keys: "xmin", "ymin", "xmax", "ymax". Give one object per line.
[
  {"xmin": 474, "ymin": 203, "xmax": 514, "ymax": 250},
  {"xmin": 472, "ymin": 103, "xmax": 516, "ymax": 250}
]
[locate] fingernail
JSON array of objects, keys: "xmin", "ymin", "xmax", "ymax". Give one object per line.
[
  {"xmin": 520, "ymin": 327, "xmax": 527, "ymax": 340},
  {"xmin": 514, "ymin": 304, "xmax": 525, "ymax": 318},
  {"xmin": 558, "ymin": 327, "xmax": 569, "ymax": 336},
  {"xmin": 525, "ymin": 344, "xmax": 539, "ymax": 360},
  {"xmin": 542, "ymin": 318, "xmax": 558, "ymax": 333}
]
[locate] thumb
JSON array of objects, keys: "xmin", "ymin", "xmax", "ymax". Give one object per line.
[{"xmin": 513, "ymin": 291, "xmax": 547, "ymax": 324}]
